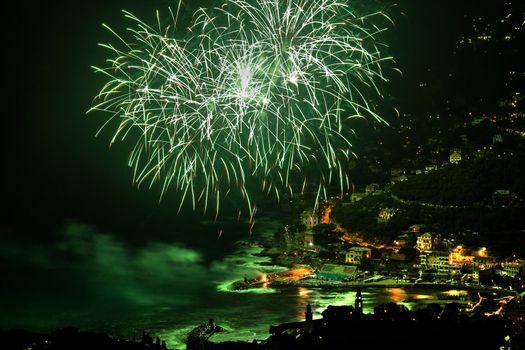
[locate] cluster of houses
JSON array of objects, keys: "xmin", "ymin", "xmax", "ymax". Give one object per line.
[
  {"xmin": 413, "ymin": 231, "xmax": 524, "ymax": 287},
  {"xmin": 282, "ymin": 210, "xmax": 525, "ymax": 288}
]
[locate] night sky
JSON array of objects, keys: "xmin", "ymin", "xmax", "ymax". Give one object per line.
[
  {"xmin": 1, "ymin": 0, "xmax": 523, "ymax": 332},
  {"xmin": 1, "ymin": 0, "xmax": 481, "ymax": 242}
]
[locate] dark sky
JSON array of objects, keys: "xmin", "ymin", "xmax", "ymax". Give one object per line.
[
  {"xmin": 2, "ymin": 2, "xmax": 179, "ymax": 241},
  {"xmin": 0, "ymin": 0, "xmax": 503, "ymax": 246}
]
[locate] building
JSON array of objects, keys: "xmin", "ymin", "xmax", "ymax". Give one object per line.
[
  {"xmin": 416, "ymin": 233, "xmax": 433, "ymax": 251},
  {"xmin": 461, "ymin": 271, "xmax": 480, "ymax": 285},
  {"xmin": 450, "ymin": 148, "xmax": 462, "ymax": 164},
  {"xmin": 321, "ymin": 305, "xmax": 355, "ymax": 323},
  {"xmin": 492, "ymin": 134, "xmax": 503, "ymax": 144},
  {"xmin": 410, "ymin": 225, "xmax": 424, "ymax": 234},
  {"xmin": 377, "ymin": 208, "xmax": 396, "ymax": 223},
  {"xmin": 473, "ymin": 256, "xmax": 498, "ymax": 270},
  {"xmin": 345, "ymin": 247, "xmax": 372, "ymax": 264},
  {"xmin": 420, "ymin": 251, "xmax": 449, "ymax": 275},
  {"xmin": 304, "ymin": 230, "xmax": 315, "ymax": 248},
  {"xmin": 424, "ymin": 164, "xmax": 437, "ymax": 173},
  {"xmin": 301, "ymin": 209, "xmax": 319, "ymax": 229},
  {"xmin": 502, "ymin": 260, "xmax": 525, "ymax": 278},
  {"xmin": 448, "ymin": 246, "xmax": 475, "ymax": 266}
]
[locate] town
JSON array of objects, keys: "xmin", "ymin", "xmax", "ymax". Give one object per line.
[
  {"xmin": 240, "ymin": 0, "xmax": 525, "ymax": 332},
  {"xmin": 240, "ymin": 0, "xmax": 524, "ymax": 284}
]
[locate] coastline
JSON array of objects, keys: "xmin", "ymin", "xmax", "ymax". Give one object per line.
[
  {"xmin": 251, "ymin": 228, "xmax": 514, "ymax": 297},
  {"xmin": 268, "ymin": 278, "xmax": 510, "ymax": 293}
]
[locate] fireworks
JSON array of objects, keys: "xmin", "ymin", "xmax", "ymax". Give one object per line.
[{"xmin": 89, "ymin": 0, "xmax": 393, "ymax": 224}]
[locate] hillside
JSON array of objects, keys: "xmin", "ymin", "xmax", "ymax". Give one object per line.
[
  {"xmin": 333, "ymin": 153, "xmax": 525, "ymax": 256},
  {"xmin": 391, "ymin": 153, "xmax": 525, "ymax": 206}
]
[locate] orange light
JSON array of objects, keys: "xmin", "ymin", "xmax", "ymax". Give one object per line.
[
  {"xmin": 260, "ymin": 273, "xmax": 268, "ymax": 283},
  {"xmin": 388, "ymin": 288, "xmax": 406, "ymax": 303},
  {"xmin": 412, "ymin": 294, "xmax": 432, "ymax": 300},
  {"xmin": 298, "ymin": 287, "xmax": 310, "ymax": 298},
  {"xmin": 321, "ymin": 205, "xmax": 332, "ymax": 224},
  {"xmin": 477, "ymin": 247, "xmax": 488, "ymax": 257}
]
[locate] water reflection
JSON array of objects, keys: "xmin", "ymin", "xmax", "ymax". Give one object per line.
[
  {"xmin": 297, "ymin": 287, "xmax": 444, "ymax": 319},
  {"xmin": 296, "ymin": 287, "xmax": 311, "ymax": 319},
  {"xmin": 152, "ymin": 286, "xmax": 470, "ymax": 349},
  {"xmin": 387, "ymin": 288, "xmax": 406, "ymax": 303}
]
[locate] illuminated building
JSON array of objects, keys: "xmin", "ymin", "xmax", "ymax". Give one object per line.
[
  {"xmin": 450, "ymin": 148, "xmax": 462, "ymax": 164},
  {"xmin": 472, "ymin": 271, "xmax": 480, "ymax": 285},
  {"xmin": 410, "ymin": 224, "xmax": 424, "ymax": 233},
  {"xmin": 461, "ymin": 271, "xmax": 480, "ymax": 285},
  {"xmin": 424, "ymin": 164, "xmax": 437, "ymax": 173},
  {"xmin": 416, "ymin": 232, "xmax": 433, "ymax": 251},
  {"xmin": 439, "ymin": 289, "xmax": 469, "ymax": 300},
  {"xmin": 502, "ymin": 260, "xmax": 525, "ymax": 278},
  {"xmin": 473, "ymin": 255, "xmax": 498, "ymax": 270},
  {"xmin": 304, "ymin": 231, "xmax": 315, "ymax": 248},
  {"xmin": 301, "ymin": 209, "xmax": 319, "ymax": 229},
  {"xmin": 377, "ymin": 208, "xmax": 396, "ymax": 223},
  {"xmin": 449, "ymin": 246, "xmax": 475, "ymax": 266},
  {"xmin": 345, "ymin": 247, "xmax": 372, "ymax": 264},
  {"xmin": 420, "ymin": 251, "xmax": 449, "ymax": 274},
  {"xmin": 493, "ymin": 134, "xmax": 503, "ymax": 144}
]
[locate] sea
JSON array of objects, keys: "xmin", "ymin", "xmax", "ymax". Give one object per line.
[{"xmin": 0, "ymin": 216, "xmax": 466, "ymax": 350}]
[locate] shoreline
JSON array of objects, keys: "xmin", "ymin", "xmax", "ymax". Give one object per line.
[
  {"xmin": 252, "ymin": 238, "xmax": 513, "ymax": 296},
  {"xmin": 268, "ymin": 278, "xmax": 509, "ymax": 293},
  {"xmin": 252, "ymin": 251, "xmax": 509, "ymax": 294}
]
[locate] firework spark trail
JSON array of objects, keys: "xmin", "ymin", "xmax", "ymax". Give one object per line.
[{"xmin": 89, "ymin": 0, "xmax": 393, "ymax": 225}]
